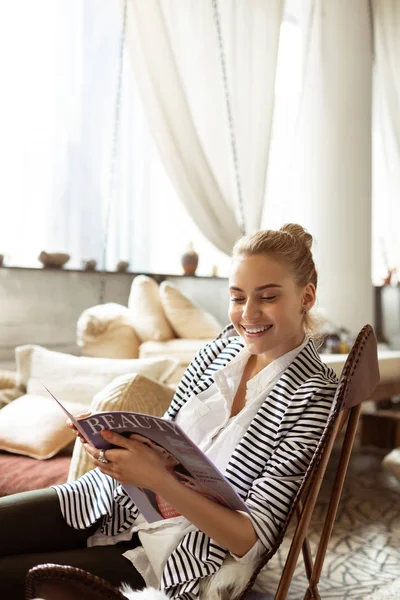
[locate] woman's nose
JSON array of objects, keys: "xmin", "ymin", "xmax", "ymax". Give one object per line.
[{"xmin": 242, "ymin": 299, "xmax": 261, "ymax": 320}]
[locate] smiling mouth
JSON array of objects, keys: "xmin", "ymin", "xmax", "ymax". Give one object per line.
[{"xmin": 242, "ymin": 325, "xmax": 272, "ymax": 335}]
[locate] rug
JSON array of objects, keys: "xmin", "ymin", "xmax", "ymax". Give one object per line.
[
  {"xmin": 253, "ymin": 446, "xmax": 400, "ymax": 599},
  {"xmin": 364, "ymin": 576, "xmax": 400, "ymax": 599}
]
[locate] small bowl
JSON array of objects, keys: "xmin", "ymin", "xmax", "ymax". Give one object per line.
[{"xmin": 38, "ymin": 251, "xmax": 70, "ymax": 269}]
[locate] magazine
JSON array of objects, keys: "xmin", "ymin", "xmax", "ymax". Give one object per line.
[{"xmin": 45, "ymin": 385, "xmax": 249, "ymax": 523}]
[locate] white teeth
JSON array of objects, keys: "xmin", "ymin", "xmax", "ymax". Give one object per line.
[{"xmin": 244, "ymin": 326, "xmax": 271, "ymax": 334}]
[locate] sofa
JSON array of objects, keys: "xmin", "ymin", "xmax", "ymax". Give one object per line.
[
  {"xmin": 0, "ymin": 274, "xmax": 224, "ymax": 497},
  {"xmin": 76, "ymin": 274, "xmax": 223, "ymax": 384}
]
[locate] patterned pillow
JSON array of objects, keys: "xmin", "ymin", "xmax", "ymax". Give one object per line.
[{"xmin": 67, "ymin": 373, "xmax": 175, "ymax": 481}]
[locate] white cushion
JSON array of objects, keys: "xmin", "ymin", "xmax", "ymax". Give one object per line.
[
  {"xmin": 382, "ymin": 448, "xmax": 400, "ymax": 482},
  {"xmin": 15, "ymin": 345, "xmax": 178, "ymax": 408},
  {"xmin": 0, "ymin": 394, "xmax": 88, "ymax": 459},
  {"xmin": 128, "ymin": 275, "xmax": 174, "ymax": 342},
  {"xmin": 139, "ymin": 339, "xmax": 210, "ymax": 365},
  {"xmin": 77, "ymin": 302, "xmax": 141, "ymax": 359},
  {"xmin": 139, "ymin": 339, "xmax": 210, "ymax": 385},
  {"xmin": 160, "ymin": 281, "xmax": 222, "ymax": 339}
]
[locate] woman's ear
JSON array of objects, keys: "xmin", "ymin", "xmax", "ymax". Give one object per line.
[{"xmin": 302, "ymin": 283, "xmax": 316, "ymax": 312}]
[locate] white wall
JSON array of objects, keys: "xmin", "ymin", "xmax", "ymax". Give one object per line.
[{"xmin": 0, "ymin": 268, "xmax": 229, "ymax": 363}]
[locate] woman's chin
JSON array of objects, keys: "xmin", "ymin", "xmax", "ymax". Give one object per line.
[
  {"xmin": 242, "ymin": 331, "xmax": 274, "ymax": 352},
  {"xmin": 244, "ymin": 339, "xmax": 273, "ymax": 356}
]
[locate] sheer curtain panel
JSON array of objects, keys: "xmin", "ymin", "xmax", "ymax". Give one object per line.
[{"xmin": 123, "ymin": 0, "xmax": 284, "ymax": 254}]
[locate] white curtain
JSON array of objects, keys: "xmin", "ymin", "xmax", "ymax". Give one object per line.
[
  {"xmin": 372, "ymin": 0, "xmax": 400, "ymax": 282},
  {"xmin": 279, "ymin": 0, "xmax": 373, "ymax": 332},
  {"xmin": 123, "ymin": 0, "xmax": 284, "ymax": 255},
  {"xmin": 0, "ymin": 0, "xmax": 188, "ymax": 273}
]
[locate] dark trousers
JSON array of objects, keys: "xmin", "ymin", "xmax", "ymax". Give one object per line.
[{"xmin": 0, "ymin": 487, "xmax": 145, "ymax": 600}]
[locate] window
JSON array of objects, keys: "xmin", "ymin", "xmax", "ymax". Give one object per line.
[
  {"xmin": 0, "ymin": 1, "xmax": 230, "ymax": 276},
  {"xmin": 0, "ymin": 2, "xmax": 303, "ymax": 278}
]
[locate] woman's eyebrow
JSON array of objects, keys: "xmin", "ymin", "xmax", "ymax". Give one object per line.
[{"xmin": 229, "ymin": 284, "xmax": 282, "ymax": 292}]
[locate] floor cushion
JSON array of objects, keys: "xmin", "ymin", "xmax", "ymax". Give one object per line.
[{"xmin": 0, "ymin": 449, "xmax": 70, "ymax": 497}]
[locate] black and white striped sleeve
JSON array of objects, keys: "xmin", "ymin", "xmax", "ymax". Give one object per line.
[
  {"xmin": 244, "ymin": 380, "xmax": 338, "ymax": 551},
  {"xmin": 166, "ymin": 338, "xmax": 233, "ymax": 418}
]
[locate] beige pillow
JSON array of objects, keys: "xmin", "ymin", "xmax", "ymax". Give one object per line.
[
  {"xmin": 160, "ymin": 281, "xmax": 223, "ymax": 339},
  {"xmin": 77, "ymin": 303, "xmax": 141, "ymax": 359},
  {"xmin": 0, "ymin": 394, "xmax": 87, "ymax": 459},
  {"xmin": 15, "ymin": 345, "xmax": 178, "ymax": 408},
  {"xmin": 128, "ymin": 275, "xmax": 174, "ymax": 342},
  {"xmin": 68, "ymin": 373, "xmax": 175, "ymax": 481}
]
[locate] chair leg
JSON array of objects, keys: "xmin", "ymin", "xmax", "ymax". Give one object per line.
[
  {"xmin": 296, "ymin": 502, "xmax": 314, "ymax": 581},
  {"xmin": 274, "ymin": 415, "xmax": 343, "ymax": 600},
  {"xmin": 304, "ymin": 586, "xmax": 321, "ymax": 600},
  {"xmin": 306, "ymin": 405, "xmax": 362, "ymax": 592}
]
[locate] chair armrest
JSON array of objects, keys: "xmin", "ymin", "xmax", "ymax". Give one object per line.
[
  {"xmin": 76, "ymin": 302, "xmax": 141, "ymax": 359},
  {"xmin": 67, "ymin": 373, "xmax": 175, "ymax": 482},
  {"xmin": 25, "ymin": 563, "xmax": 127, "ymax": 600}
]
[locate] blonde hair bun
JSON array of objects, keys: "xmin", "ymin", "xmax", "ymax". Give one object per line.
[{"xmin": 279, "ymin": 223, "xmax": 313, "ymax": 251}]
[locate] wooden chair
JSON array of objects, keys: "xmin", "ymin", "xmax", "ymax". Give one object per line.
[
  {"xmin": 25, "ymin": 325, "xmax": 379, "ymax": 600},
  {"xmin": 242, "ymin": 323, "xmax": 380, "ymax": 600}
]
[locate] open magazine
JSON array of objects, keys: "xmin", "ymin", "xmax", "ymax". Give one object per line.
[{"xmin": 45, "ymin": 385, "xmax": 249, "ymax": 523}]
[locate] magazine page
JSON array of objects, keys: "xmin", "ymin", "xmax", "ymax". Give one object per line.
[
  {"xmin": 42, "ymin": 383, "xmax": 91, "ymax": 442},
  {"xmin": 77, "ymin": 411, "xmax": 249, "ymax": 523}
]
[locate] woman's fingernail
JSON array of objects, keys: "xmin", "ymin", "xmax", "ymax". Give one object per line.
[{"xmin": 102, "ymin": 430, "xmax": 111, "ymax": 438}]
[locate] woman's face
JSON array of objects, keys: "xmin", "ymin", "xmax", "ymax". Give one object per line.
[
  {"xmin": 228, "ymin": 253, "xmax": 315, "ymax": 365},
  {"xmin": 130, "ymin": 434, "xmax": 179, "ymax": 468}
]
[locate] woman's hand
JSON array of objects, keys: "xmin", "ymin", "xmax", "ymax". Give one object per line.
[
  {"xmin": 83, "ymin": 431, "xmax": 173, "ymax": 491},
  {"xmin": 66, "ymin": 411, "xmax": 92, "ymax": 443},
  {"xmin": 83, "ymin": 431, "xmax": 258, "ymax": 556}
]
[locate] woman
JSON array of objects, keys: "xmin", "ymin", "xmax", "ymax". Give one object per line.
[{"xmin": 0, "ymin": 224, "xmax": 338, "ymax": 600}]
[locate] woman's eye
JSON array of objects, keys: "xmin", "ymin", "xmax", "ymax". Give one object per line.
[
  {"xmin": 261, "ymin": 296, "xmax": 277, "ymax": 302},
  {"xmin": 230, "ymin": 297, "xmax": 245, "ymax": 303}
]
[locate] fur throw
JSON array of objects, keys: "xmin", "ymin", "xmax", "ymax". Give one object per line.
[
  {"xmin": 119, "ymin": 585, "xmax": 169, "ymax": 600},
  {"xmin": 119, "ymin": 558, "xmax": 256, "ymax": 600}
]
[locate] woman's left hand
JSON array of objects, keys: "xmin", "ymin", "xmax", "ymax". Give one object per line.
[{"xmin": 83, "ymin": 431, "xmax": 171, "ymax": 491}]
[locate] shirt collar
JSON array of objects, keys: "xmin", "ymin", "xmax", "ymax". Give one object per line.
[
  {"xmin": 214, "ymin": 336, "xmax": 309, "ymax": 391},
  {"xmin": 247, "ymin": 336, "xmax": 309, "ymax": 391}
]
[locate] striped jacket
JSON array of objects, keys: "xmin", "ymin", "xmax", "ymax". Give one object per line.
[{"xmin": 55, "ymin": 336, "xmax": 337, "ymax": 600}]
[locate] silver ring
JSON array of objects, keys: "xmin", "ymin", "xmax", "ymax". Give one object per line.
[{"xmin": 98, "ymin": 449, "xmax": 109, "ymax": 464}]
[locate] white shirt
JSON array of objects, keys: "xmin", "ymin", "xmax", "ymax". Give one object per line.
[{"xmin": 88, "ymin": 337, "xmax": 308, "ymax": 586}]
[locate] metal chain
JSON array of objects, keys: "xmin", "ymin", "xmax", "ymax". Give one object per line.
[
  {"xmin": 211, "ymin": 0, "xmax": 246, "ymax": 236},
  {"xmin": 99, "ymin": 0, "xmax": 128, "ymax": 304}
]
